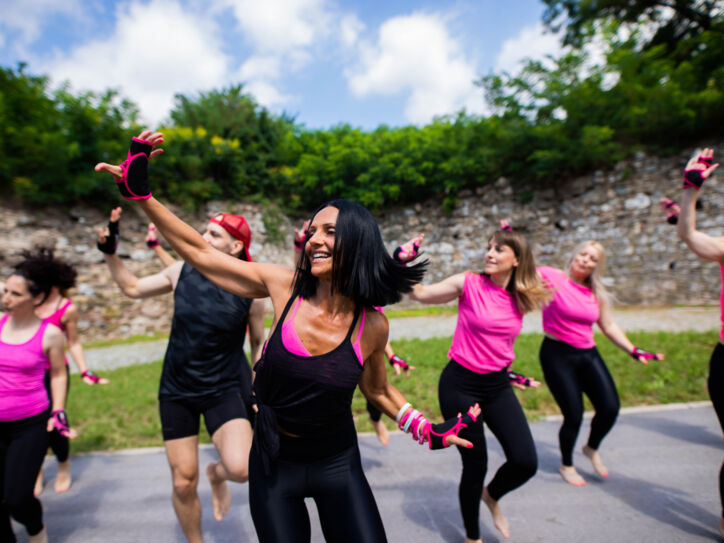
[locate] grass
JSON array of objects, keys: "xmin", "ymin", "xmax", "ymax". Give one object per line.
[{"xmin": 67, "ymin": 330, "xmax": 717, "ymax": 454}]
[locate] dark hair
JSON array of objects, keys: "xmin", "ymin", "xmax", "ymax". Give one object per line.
[
  {"xmin": 13, "ymin": 247, "xmax": 77, "ymax": 302},
  {"xmin": 292, "ymin": 200, "xmax": 427, "ymax": 307}
]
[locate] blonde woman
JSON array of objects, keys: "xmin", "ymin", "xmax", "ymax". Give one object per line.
[
  {"xmin": 537, "ymin": 241, "xmax": 663, "ymax": 487},
  {"xmin": 401, "ymin": 230, "xmax": 549, "ymax": 543}
]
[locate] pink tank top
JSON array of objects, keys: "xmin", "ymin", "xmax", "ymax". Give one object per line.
[
  {"xmin": 448, "ymin": 273, "xmax": 522, "ymax": 374},
  {"xmin": 539, "ymin": 266, "xmax": 600, "ymax": 349},
  {"xmin": 720, "ymin": 266, "xmax": 724, "ymax": 343},
  {"xmin": 0, "ymin": 315, "xmax": 51, "ymax": 421},
  {"xmin": 281, "ymin": 298, "xmax": 367, "ymax": 365},
  {"xmin": 44, "ymin": 299, "xmax": 72, "ymax": 332}
]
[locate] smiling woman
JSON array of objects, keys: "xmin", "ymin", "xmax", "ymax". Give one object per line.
[{"xmin": 94, "ymin": 131, "xmax": 482, "ymax": 543}]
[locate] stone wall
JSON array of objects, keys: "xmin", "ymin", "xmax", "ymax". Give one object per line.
[{"xmin": 1, "ymin": 144, "xmax": 721, "ymax": 342}]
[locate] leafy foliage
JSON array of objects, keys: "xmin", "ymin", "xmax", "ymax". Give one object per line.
[{"xmin": 1, "ymin": 3, "xmax": 723, "ymax": 214}]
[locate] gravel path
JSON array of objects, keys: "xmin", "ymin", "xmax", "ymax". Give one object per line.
[{"xmin": 81, "ymin": 306, "xmax": 721, "ymax": 373}]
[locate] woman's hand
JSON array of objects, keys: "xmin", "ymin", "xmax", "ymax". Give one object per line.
[
  {"xmin": 393, "ymin": 234, "xmax": 424, "ymax": 264},
  {"xmin": 95, "ymin": 130, "xmax": 164, "ymax": 200},
  {"xmin": 441, "ymin": 403, "xmax": 482, "ymax": 448},
  {"xmin": 683, "ymin": 148, "xmax": 719, "ymax": 190}
]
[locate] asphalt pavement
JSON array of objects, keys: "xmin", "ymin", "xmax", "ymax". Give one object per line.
[{"xmin": 19, "ymin": 402, "xmax": 723, "ymax": 543}]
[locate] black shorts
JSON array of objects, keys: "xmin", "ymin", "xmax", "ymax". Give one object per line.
[{"xmin": 159, "ymin": 390, "xmax": 249, "ymax": 441}]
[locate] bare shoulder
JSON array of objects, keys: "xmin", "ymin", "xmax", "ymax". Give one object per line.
[
  {"xmin": 43, "ymin": 322, "xmax": 64, "ymax": 345},
  {"xmin": 363, "ymin": 308, "xmax": 389, "ymax": 347},
  {"xmin": 161, "ymin": 260, "xmax": 184, "ymax": 289}
]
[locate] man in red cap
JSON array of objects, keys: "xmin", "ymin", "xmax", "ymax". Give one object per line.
[{"xmin": 97, "ymin": 207, "xmax": 265, "ymax": 543}]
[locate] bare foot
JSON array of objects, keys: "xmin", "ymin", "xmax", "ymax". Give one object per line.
[
  {"xmin": 464, "ymin": 538, "xmax": 483, "ymax": 543},
  {"xmin": 206, "ymin": 462, "xmax": 231, "ymax": 521},
  {"xmin": 28, "ymin": 525, "xmax": 48, "ymax": 543},
  {"xmin": 482, "ymin": 486, "xmax": 510, "ymax": 538},
  {"xmin": 582, "ymin": 445, "xmax": 609, "ymax": 477},
  {"xmin": 559, "ymin": 465, "xmax": 586, "ymax": 486},
  {"xmin": 719, "ymin": 516, "xmax": 724, "ymax": 538},
  {"xmin": 55, "ymin": 459, "xmax": 72, "ymax": 493},
  {"xmin": 34, "ymin": 468, "xmax": 44, "ymax": 497},
  {"xmin": 371, "ymin": 419, "xmax": 389, "ymax": 446}
]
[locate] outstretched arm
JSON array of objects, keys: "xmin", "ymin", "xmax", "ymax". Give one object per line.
[
  {"xmin": 677, "ymin": 148, "xmax": 724, "ymax": 263},
  {"xmin": 147, "ymin": 223, "xmax": 177, "ymax": 267},
  {"xmin": 358, "ymin": 313, "xmax": 480, "ymax": 449},
  {"xmin": 597, "ymin": 302, "xmax": 663, "ymax": 364},
  {"xmin": 408, "ymin": 272, "xmax": 466, "ymax": 305}
]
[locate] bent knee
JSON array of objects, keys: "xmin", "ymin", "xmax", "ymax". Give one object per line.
[{"xmin": 222, "ymin": 457, "xmax": 249, "ymax": 483}]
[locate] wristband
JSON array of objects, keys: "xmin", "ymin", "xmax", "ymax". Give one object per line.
[
  {"xmin": 97, "ymin": 219, "xmax": 120, "ymax": 254},
  {"xmin": 81, "ymin": 370, "xmax": 103, "ymax": 384},
  {"xmin": 393, "ymin": 239, "xmax": 421, "ymax": 264},
  {"xmin": 146, "ymin": 239, "xmax": 159, "ymax": 248},
  {"xmin": 395, "ymin": 402, "xmax": 412, "ymax": 424},
  {"xmin": 51, "ymin": 409, "xmax": 72, "ymax": 437},
  {"xmin": 631, "ymin": 346, "xmax": 663, "ymax": 362},
  {"xmin": 508, "ymin": 371, "xmax": 531, "ymax": 387}
]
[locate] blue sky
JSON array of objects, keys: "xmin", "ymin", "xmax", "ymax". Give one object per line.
[{"xmin": 1, "ymin": 0, "xmax": 564, "ymax": 129}]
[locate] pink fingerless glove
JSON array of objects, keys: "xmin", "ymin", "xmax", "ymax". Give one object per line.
[
  {"xmin": 683, "ymin": 167, "xmax": 706, "ymax": 190},
  {"xmin": 51, "ymin": 409, "xmax": 73, "ymax": 437},
  {"xmin": 389, "ymin": 354, "xmax": 410, "ymax": 371},
  {"xmin": 393, "ymin": 240, "xmax": 421, "ymax": 264},
  {"xmin": 81, "ymin": 370, "xmax": 103, "ymax": 384},
  {"xmin": 426, "ymin": 409, "xmax": 478, "ymax": 450},
  {"xmin": 631, "ymin": 346, "xmax": 663, "ymax": 361},
  {"xmin": 115, "ymin": 137, "xmax": 154, "ymax": 200},
  {"xmin": 508, "ymin": 371, "xmax": 531, "ymax": 387}
]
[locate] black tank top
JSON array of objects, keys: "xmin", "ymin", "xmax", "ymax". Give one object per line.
[
  {"xmin": 253, "ymin": 296, "xmax": 362, "ymax": 468},
  {"xmin": 159, "ymin": 263, "xmax": 253, "ymax": 400}
]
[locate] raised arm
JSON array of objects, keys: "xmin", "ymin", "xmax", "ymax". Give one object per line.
[
  {"xmin": 147, "ymin": 223, "xmax": 177, "ymax": 267},
  {"xmin": 94, "ymin": 131, "xmax": 294, "ymax": 305},
  {"xmin": 677, "ymin": 148, "xmax": 723, "ymax": 263}
]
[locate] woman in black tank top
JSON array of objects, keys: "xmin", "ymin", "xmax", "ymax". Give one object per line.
[{"xmin": 97, "ymin": 133, "xmax": 481, "ymax": 543}]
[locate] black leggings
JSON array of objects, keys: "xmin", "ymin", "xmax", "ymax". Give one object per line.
[
  {"xmin": 708, "ymin": 342, "xmax": 724, "ymax": 517},
  {"xmin": 366, "ymin": 400, "xmax": 382, "ymax": 423},
  {"xmin": 0, "ymin": 411, "xmax": 49, "ymax": 541},
  {"xmin": 539, "ymin": 337, "xmax": 620, "ymax": 466},
  {"xmin": 438, "ymin": 361, "xmax": 537, "ymax": 541},
  {"xmin": 248, "ymin": 443, "xmax": 387, "ymax": 543},
  {"xmin": 44, "ymin": 366, "xmax": 70, "ymax": 463}
]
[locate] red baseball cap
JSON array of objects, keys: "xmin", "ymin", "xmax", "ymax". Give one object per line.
[{"xmin": 209, "ymin": 213, "xmax": 252, "ymax": 261}]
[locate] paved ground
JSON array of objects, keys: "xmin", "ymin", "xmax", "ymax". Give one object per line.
[
  {"xmin": 19, "ymin": 403, "xmax": 722, "ymax": 542},
  {"xmin": 81, "ymin": 306, "xmax": 721, "ymax": 373}
]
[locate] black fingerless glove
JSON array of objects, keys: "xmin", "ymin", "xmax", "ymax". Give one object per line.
[
  {"xmin": 116, "ymin": 137, "xmax": 154, "ymax": 200},
  {"xmin": 97, "ymin": 219, "xmax": 119, "ymax": 254}
]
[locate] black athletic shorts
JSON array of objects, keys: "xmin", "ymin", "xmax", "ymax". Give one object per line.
[{"xmin": 159, "ymin": 389, "xmax": 248, "ymax": 441}]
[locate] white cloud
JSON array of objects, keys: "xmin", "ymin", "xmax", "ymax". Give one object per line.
[
  {"xmin": 494, "ymin": 22, "xmax": 562, "ymax": 74},
  {"xmin": 220, "ymin": 0, "xmax": 332, "ymax": 56},
  {"xmin": 345, "ymin": 13, "xmax": 487, "ymax": 124},
  {"xmin": 244, "ymin": 80, "xmax": 293, "ymax": 108},
  {"xmin": 339, "ymin": 14, "xmax": 364, "ymax": 48},
  {"xmin": 0, "ymin": 0, "xmax": 82, "ymax": 46},
  {"xmin": 39, "ymin": 0, "xmax": 231, "ymax": 127}
]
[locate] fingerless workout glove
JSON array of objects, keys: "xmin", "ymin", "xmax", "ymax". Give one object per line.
[
  {"xmin": 96, "ymin": 219, "xmax": 119, "ymax": 255},
  {"xmin": 631, "ymin": 346, "xmax": 663, "ymax": 362},
  {"xmin": 508, "ymin": 371, "xmax": 531, "ymax": 387},
  {"xmin": 393, "ymin": 240, "xmax": 421, "ymax": 264},
  {"xmin": 388, "ymin": 354, "xmax": 410, "ymax": 371},
  {"xmin": 51, "ymin": 409, "xmax": 73, "ymax": 438},
  {"xmin": 116, "ymin": 137, "xmax": 154, "ymax": 200},
  {"xmin": 683, "ymin": 168, "xmax": 706, "ymax": 190}
]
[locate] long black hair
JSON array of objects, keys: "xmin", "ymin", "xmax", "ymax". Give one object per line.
[
  {"xmin": 13, "ymin": 247, "xmax": 77, "ymax": 302},
  {"xmin": 292, "ymin": 200, "xmax": 427, "ymax": 307}
]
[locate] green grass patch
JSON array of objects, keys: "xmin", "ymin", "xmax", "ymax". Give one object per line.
[
  {"xmin": 68, "ymin": 330, "xmax": 716, "ymax": 453},
  {"xmin": 83, "ymin": 332, "xmax": 169, "ymax": 349}
]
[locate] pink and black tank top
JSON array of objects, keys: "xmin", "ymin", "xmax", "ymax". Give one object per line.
[
  {"xmin": 0, "ymin": 315, "xmax": 51, "ymax": 421},
  {"xmin": 539, "ymin": 266, "xmax": 600, "ymax": 349},
  {"xmin": 448, "ymin": 273, "xmax": 523, "ymax": 374},
  {"xmin": 253, "ymin": 296, "xmax": 364, "ymax": 469}
]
